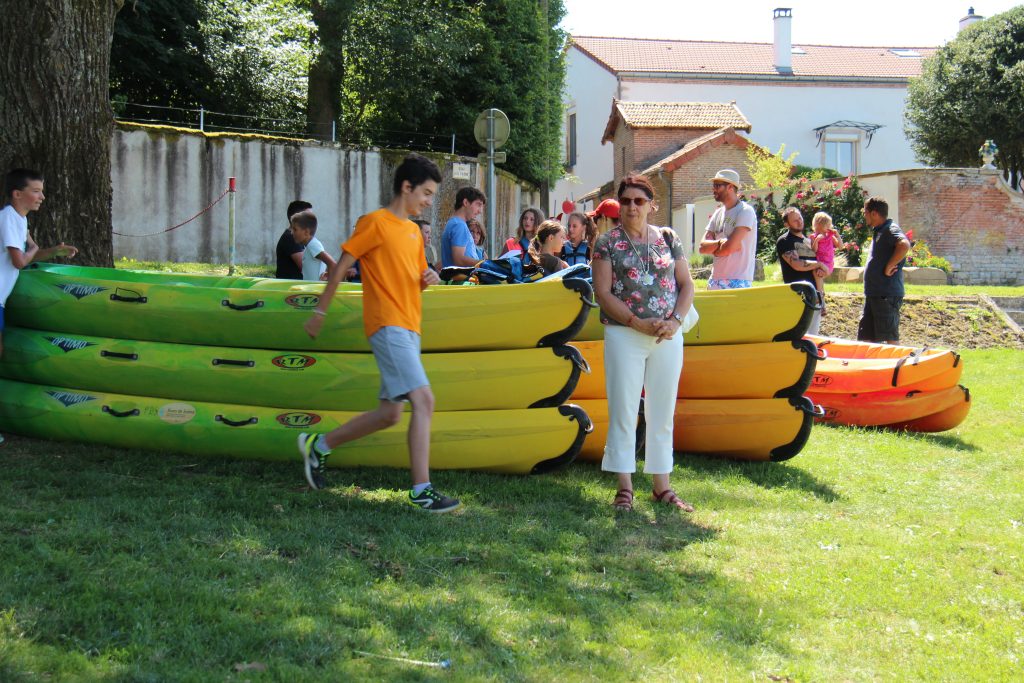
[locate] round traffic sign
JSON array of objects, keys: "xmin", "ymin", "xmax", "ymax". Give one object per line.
[{"xmin": 473, "ymin": 109, "xmax": 510, "ymax": 149}]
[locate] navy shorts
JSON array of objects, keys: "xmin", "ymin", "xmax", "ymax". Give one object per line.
[
  {"xmin": 858, "ymin": 296, "xmax": 903, "ymax": 343},
  {"xmin": 0, "ymin": 304, "xmax": 5, "ymax": 333},
  {"xmin": 369, "ymin": 326, "xmax": 430, "ymax": 402}
]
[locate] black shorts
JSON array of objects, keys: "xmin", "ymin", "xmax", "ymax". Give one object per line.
[{"xmin": 857, "ymin": 296, "xmax": 903, "ymax": 343}]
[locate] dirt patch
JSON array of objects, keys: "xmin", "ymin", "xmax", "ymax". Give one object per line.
[{"xmin": 819, "ymin": 294, "xmax": 1024, "ymax": 350}]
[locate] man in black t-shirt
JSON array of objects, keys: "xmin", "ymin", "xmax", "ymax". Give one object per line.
[
  {"xmin": 776, "ymin": 207, "xmax": 826, "ymax": 335},
  {"xmin": 276, "ymin": 200, "xmax": 312, "ymax": 278}
]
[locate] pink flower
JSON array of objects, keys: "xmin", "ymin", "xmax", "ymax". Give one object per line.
[
  {"xmin": 627, "ymin": 268, "xmax": 639, "ymax": 280},
  {"xmin": 614, "ymin": 241, "xmax": 628, "ymax": 251},
  {"xmin": 834, "ymin": 189, "xmax": 842, "ymax": 196},
  {"xmin": 796, "ymin": 192, "xmax": 804, "ymax": 199}
]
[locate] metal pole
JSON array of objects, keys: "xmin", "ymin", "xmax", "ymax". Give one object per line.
[
  {"xmin": 487, "ymin": 111, "xmax": 497, "ymax": 257},
  {"xmin": 200, "ymin": 107, "xmax": 205, "ymax": 132},
  {"xmin": 227, "ymin": 177, "xmax": 236, "ymax": 275},
  {"xmin": 451, "ymin": 133, "xmax": 456, "ymax": 155},
  {"xmin": 332, "ymin": 120, "xmax": 336, "ymax": 143}
]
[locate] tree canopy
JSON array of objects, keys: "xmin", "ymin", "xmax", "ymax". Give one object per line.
[
  {"xmin": 905, "ymin": 6, "xmax": 1024, "ymax": 188},
  {"xmin": 110, "ymin": 0, "xmax": 568, "ymax": 186}
]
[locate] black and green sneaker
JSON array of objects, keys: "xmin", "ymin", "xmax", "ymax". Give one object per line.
[
  {"xmin": 408, "ymin": 486, "xmax": 461, "ymax": 513},
  {"xmin": 298, "ymin": 433, "xmax": 329, "ymax": 489}
]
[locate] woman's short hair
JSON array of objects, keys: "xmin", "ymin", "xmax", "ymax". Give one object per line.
[{"xmin": 616, "ymin": 173, "xmax": 656, "ymax": 201}]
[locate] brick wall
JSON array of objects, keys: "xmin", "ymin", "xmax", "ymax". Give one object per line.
[
  {"xmin": 898, "ymin": 169, "xmax": 1024, "ymax": 285},
  {"xmin": 612, "ymin": 125, "xmax": 634, "ymax": 181},
  {"xmin": 632, "ymin": 128, "xmax": 704, "ymax": 171},
  {"xmin": 670, "ymin": 144, "xmax": 753, "ymax": 206}
]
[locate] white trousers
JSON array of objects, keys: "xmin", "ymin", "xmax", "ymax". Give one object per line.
[{"xmin": 601, "ymin": 324, "xmax": 684, "ymax": 475}]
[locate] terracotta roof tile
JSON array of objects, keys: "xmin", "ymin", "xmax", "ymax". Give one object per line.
[
  {"xmin": 573, "ymin": 36, "xmax": 936, "ymax": 80},
  {"xmin": 615, "ymin": 101, "xmax": 751, "ymax": 131}
]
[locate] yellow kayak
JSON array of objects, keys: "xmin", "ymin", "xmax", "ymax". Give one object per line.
[
  {"xmin": 0, "ymin": 378, "xmax": 592, "ymax": 475},
  {"xmin": 574, "ymin": 397, "xmax": 817, "ymax": 462},
  {"xmin": 576, "ymin": 283, "xmax": 818, "ymax": 345},
  {"xmin": 572, "ymin": 339, "xmax": 820, "ymax": 400}
]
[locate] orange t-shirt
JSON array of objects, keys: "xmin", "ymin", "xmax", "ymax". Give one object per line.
[{"xmin": 342, "ymin": 208, "xmax": 428, "ymax": 337}]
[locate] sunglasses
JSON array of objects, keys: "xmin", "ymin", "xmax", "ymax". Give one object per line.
[
  {"xmin": 618, "ymin": 197, "xmax": 650, "ymax": 207},
  {"xmin": 712, "ymin": 182, "xmax": 731, "ymax": 189}
]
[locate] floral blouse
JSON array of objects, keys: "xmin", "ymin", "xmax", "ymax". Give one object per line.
[{"xmin": 593, "ymin": 225, "xmax": 684, "ymax": 325}]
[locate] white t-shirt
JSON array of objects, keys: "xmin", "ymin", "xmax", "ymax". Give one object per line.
[
  {"xmin": 301, "ymin": 236, "xmax": 328, "ymax": 281},
  {"xmin": 0, "ymin": 204, "xmax": 29, "ymax": 306},
  {"xmin": 705, "ymin": 200, "xmax": 758, "ymax": 281}
]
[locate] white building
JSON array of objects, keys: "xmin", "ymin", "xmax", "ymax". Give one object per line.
[{"xmin": 555, "ymin": 7, "xmax": 943, "ymax": 211}]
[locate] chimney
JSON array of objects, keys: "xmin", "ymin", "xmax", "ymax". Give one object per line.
[
  {"xmin": 774, "ymin": 8, "xmax": 793, "ymax": 75},
  {"xmin": 959, "ymin": 6, "xmax": 984, "ymax": 32}
]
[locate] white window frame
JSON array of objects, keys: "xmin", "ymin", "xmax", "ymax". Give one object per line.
[{"xmin": 820, "ymin": 128, "xmax": 862, "ymax": 176}]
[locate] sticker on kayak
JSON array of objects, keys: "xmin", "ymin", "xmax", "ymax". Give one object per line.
[
  {"xmin": 55, "ymin": 283, "xmax": 108, "ymax": 299},
  {"xmin": 819, "ymin": 407, "xmax": 840, "ymax": 421},
  {"xmin": 45, "ymin": 390, "xmax": 97, "ymax": 407},
  {"xmin": 284, "ymin": 294, "xmax": 321, "ymax": 310},
  {"xmin": 811, "ymin": 374, "xmax": 833, "ymax": 388},
  {"xmin": 45, "ymin": 336, "xmax": 97, "ymax": 353},
  {"xmin": 159, "ymin": 402, "xmax": 197, "ymax": 425},
  {"xmin": 276, "ymin": 412, "xmax": 322, "ymax": 428},
  {"xmin": 272, "ymin": 354, "xmax": 317, "ymax": 370}
]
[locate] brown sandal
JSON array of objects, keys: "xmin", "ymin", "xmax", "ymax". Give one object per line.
[
  {"xmin": 653, "ymin": 488, "xmax": 694, "ymax": 512},
  {"xmin": 612, "ymin": 489, "xmax": 634, "ymax": 511}
]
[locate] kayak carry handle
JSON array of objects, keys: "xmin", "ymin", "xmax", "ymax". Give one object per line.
[
  {"xmin": 221, "ymin": 299, "xmax": 264, "ymax": 311},
  {"xmin": 102, "ymin": 405, "xmax": 140, "ymax": 418},
  {"xmin": 110, "ymin": 289, "xmax": 148, "ymax": 304},
  {"xmin": 100, "ymin": 350, "xmax": 139, "ymax": 361},
  {"xmin": 211, "ymin": 358, "xmax": 256, "ymax": 367},
  {"xmin": 215, "ymin": 415, "xmax": 258, "ymax": 427},
  {"xmin": 562, "ymin": 277, "xmax": 599, "ymax": 307}
]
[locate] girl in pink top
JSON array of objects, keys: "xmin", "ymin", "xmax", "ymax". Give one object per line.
[{"xmin": 811, "ymin": 212, "xmax": 841, "ymax": 315}]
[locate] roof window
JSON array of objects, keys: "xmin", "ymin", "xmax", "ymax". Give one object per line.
[{"xmin": 889, "ymin": 48, "xmax": 921, "ymax": 58}]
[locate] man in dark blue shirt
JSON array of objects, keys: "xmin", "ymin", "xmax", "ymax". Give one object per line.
[{"xmin": 858, "ymin": 196, "xmax": 911, "ymax": 343}]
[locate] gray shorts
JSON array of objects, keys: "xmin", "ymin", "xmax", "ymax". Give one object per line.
[{"xmin": 369, "ymin": 326, "xmax": 430, "ymax": 402}]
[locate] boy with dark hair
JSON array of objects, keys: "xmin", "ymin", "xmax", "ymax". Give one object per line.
[
  {"xmin": 289, "ymin": 209, "xmax": 337, "ymax": 281},
  {"xmin": 276, "ymin": 199, "xmax": 313, "ymax": 278},
  {"xmin": 440, "ymin": 186, "xmax": 486, "ymax": 268},
  {"xmin": 2, "ymin": 168, "xmax": 78, "ymax": 360},
  {"xmin": 299, "ymin": 153, "xmax": 460, "ymax": 513}
]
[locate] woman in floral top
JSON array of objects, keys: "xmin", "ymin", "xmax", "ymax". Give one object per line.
[{"xmin": 591, "ymin": 174, "xmax": 696, "ymax": 512}]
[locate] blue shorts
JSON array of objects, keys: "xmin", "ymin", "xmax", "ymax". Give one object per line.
[
  {"xmin": 369, "ymin": 326, "xmax": 430, "ymax": 402},
  {"xmin": 0, "ymin": 304, "xmax": 5, "ymax": 333},
  {"xmin": 707, "ymin": 278, "xmax": 752, "ymax": 290}
]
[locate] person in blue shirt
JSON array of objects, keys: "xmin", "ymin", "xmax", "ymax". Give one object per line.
[
  {"xmin": 440, "ymin": 187, "xmax": 485, "ymax": 268},
  {"xmin": 858, "ymin": 196, "xmax": 911, "ymax": 344}
]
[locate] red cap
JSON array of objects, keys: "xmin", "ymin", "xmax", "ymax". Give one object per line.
[{"xmin": 587, "ymin": 198, "xmax": 620, "ymax": 220}]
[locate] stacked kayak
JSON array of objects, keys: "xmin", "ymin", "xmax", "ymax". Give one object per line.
[
  {"xmin": 571, "ymin": 283, "xmax": 823, "ymax": 462},
  {"xmin": 0, "ymin": 263, "xmax": 595, "ymax": 474},
  {"xmin": 805, "ymin": 335, "xmax": 970, "ymax": 432}
]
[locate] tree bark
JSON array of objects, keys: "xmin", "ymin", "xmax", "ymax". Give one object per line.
[
  {"xmin": 306, "ymin": 1, "xmax": 350, "ymax": 140},
  {"xmin": 0, "ymin": 0, "xmax": 124, "ymax": 267}
]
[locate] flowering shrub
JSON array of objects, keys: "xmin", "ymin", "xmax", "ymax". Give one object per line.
[
  {"xmin": 905, "ymin": 239, "xmax": 953, "ymax": 273},
  {"xmin": 746, "ymin": 176, "xmax": 870, "ymax": 266}
]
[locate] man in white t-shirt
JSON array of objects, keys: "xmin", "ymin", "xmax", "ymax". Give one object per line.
[
  {"xmin": 2, "ymin": 168, "xmax": 79, "ymax": 360},
  {"xmin": 698, "ymin": 169, "xmax": 758, "ymax": 290}
]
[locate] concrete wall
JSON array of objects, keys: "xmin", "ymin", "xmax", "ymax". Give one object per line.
[{"xmin": 110, "ymin": 124, "xmax": 539, "ymax": 264}]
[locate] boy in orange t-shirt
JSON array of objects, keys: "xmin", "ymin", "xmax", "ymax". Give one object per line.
[{"xmin": 299, "ymin": 154, "xmax": 460, "ymax": 513}]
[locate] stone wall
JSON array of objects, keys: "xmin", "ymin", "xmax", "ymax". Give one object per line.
[
  {"xmin": 897, "ymin": 169, "xmax": 1024, "ymax": 285},
  {"xmin": 110, "ymin": 123, "xmax": 539, "ymax": 265}
]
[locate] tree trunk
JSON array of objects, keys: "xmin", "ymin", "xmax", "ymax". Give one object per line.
[
  {"xmin": 306, "ymin": 1, "xmax": 350, "ymax": 140},
  {"xmin": 0, "ymin": 0, "xmax": 124, "ymax": 267}
]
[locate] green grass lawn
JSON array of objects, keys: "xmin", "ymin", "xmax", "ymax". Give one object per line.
[{"xmin": 1, "ymin": 348, "xmax": 1022, "ymax": 681}]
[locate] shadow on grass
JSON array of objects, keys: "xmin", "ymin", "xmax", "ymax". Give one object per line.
[
  {"xmin": 0, "ymin": 436, "xmax": 798, "ymax": 679},
  {"xmin": 673, "ymin": 451, "xmax": 842, "ymax": 502},
  {"xmin": 816, "ymin": 421, "xmax": 981, "ymax": 453}
]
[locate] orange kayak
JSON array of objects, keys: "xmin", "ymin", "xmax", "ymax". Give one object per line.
[
  {"xmin": 808, "ymin": 384, "xmax": 970, "ymax": 428},
  {"xmin": 807, "ymin": 335, "xmax": 962, "ymax": 394}
]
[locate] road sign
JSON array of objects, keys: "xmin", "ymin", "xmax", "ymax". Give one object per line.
[
  {"xmin": 473, "ymin": 109, "xmax": 510, "ymax": 149},
  {"xmin": 477, "ymin": 152, "xmax": 506, "ymax": 165}
]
